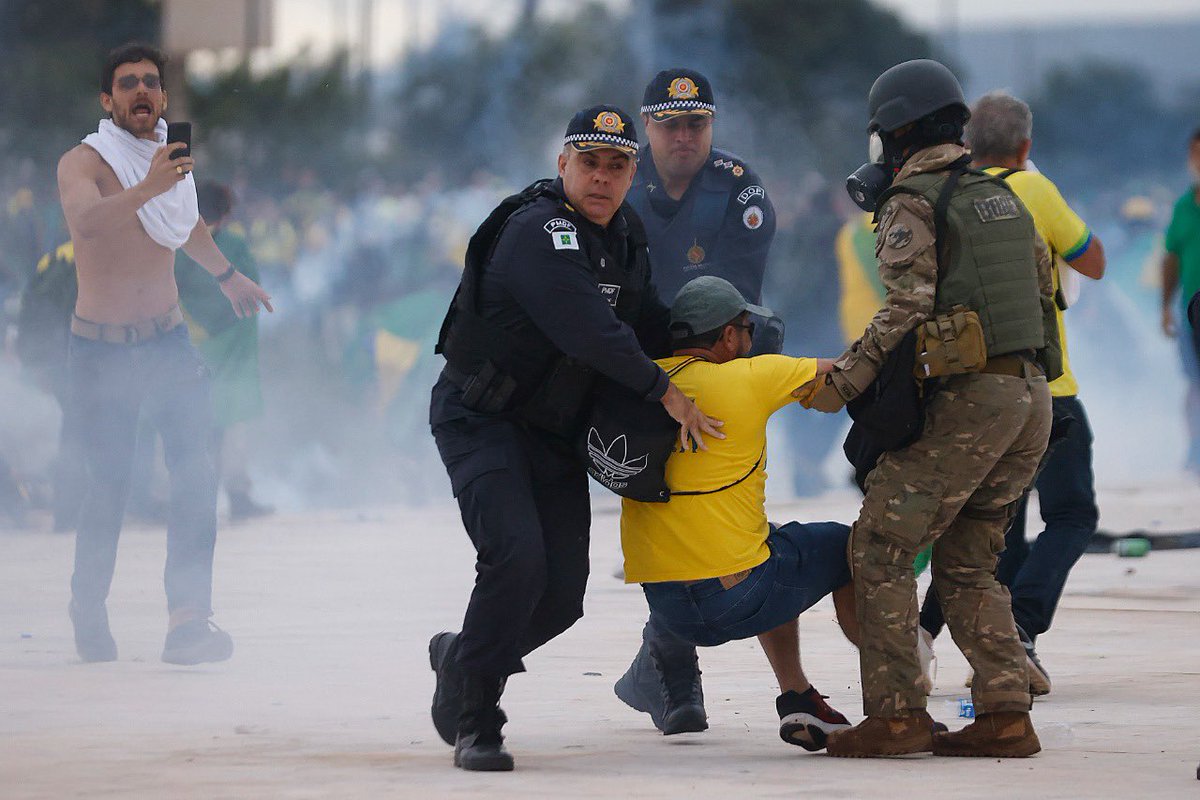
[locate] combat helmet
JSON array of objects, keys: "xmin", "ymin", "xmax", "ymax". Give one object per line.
[{"xmin": 868, "ymin": 59, "xmax": 968, "ymax": 133}]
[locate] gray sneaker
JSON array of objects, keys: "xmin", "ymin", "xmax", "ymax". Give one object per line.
[{"xmin": 1017, "ymin": 626, "xmax": 1051, "ymax": 696}]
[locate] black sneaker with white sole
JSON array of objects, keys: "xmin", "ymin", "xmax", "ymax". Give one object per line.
[{"xmin": 777, "ymin": 686, "xmax": 851, "ymax": 751}]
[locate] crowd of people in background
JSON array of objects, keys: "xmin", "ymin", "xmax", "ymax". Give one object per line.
[{"xmin": 0, "ymin": 127, "xmax": 1193, "ymax": 523}]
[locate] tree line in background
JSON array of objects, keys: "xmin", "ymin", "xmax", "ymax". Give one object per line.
[{"xmin": 0, "ymin": 0, "xmax": 1198, "ymax": 201}]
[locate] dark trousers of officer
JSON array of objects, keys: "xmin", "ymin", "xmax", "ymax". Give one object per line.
[
  {"xmin": 920, "ymin": 395, "xmax": 1098, "ymax": 641},
  {"xmin": 432, "ymin": 409, "xmax": 590, "ymax": 678}
]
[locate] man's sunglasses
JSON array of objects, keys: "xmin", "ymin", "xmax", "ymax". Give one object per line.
[{"xmin": 114, "ymin": 73, "xmax": 162, "ymax": 92}]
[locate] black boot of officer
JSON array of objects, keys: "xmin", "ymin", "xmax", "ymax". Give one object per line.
[
  {"xmin": 616, "ymin": 619, "xmax": 708, "ymax": 734},
  {"xmin": 455, "ymin": 674, "xmax": 514, "ymax": 772},
  {"xmin": 428, "ymin": 631, "xmax": 463, "ymax": 746},
  {"xmin": 650, "ymin": 622, "xmax": 708, "ymax": 735}
]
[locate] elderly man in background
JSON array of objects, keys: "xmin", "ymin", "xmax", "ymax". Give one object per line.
[{"xmin": 918, "ymin": 91, "xmax": 1106, "ymax": 698}]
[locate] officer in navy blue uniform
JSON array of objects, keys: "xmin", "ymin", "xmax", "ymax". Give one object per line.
[
  {"xmin": 615, "ymin": 69, "xmax": 780, "ymax": 738},
  {"xmin": 427, "ymin": 105, "xmax": 723, "ymax": 772},
  {"xmin": 627, "ymin": 69, "xmax": 777, "ymax": 308}
]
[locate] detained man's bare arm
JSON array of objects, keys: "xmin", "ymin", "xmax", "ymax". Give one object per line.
[
  {"xmin": 57, "ymin": 144, "xmax": 194, "ymax": 239},
  {"xmin": 180, "ymin": 221, "xmax": 274, "ymax": 317}
]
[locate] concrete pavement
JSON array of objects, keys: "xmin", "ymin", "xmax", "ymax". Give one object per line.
[{"xmin": 2, "ymin": 489, "xmax": 1198, "ymax": 798}]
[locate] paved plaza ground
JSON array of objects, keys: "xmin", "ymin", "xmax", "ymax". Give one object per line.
[{"xmin": 3, "ymin": 483, "xmax": 1198, "ymax": 798}]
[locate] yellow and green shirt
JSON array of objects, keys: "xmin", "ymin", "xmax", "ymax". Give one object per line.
[
  {"xmin": 620, "ymin": 354, "xmax": 818, "ymax": 583},
  {"xmin": 836, "ymin": 212, "xmax": 885, "ymax": 344},
  {"xmin": 984, "ymin": 167, "xmax": 1093, "ymax": 397}
]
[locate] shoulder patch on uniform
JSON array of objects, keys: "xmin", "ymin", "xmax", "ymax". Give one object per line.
[
  {"xmin": 543, "ymin": 217, "xmax": 577, "ymax": 234},
  {"xmin": 973, "ymin": 194, "xmax": 1020, "ymax": 223},
  {"xmin": 552, "ymin": 230, "xmax": 579, "ymax": 250},
  {"xmin": 742, "ymin": 205, "xmax": 764, "ymax": 230},
  {"xmin": 737, "ymin": 185, "xmax": 765, "ymax": 205},
  {"xmin": 885, "ymin": 224, "xmax": 912, "ymax": 249},
  {"xmin": 876, "ymin": 202, "xmax": 935, "ymax": 266}
]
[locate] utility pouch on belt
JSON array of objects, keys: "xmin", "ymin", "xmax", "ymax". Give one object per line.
[
  {"xmin": 913, "ymin": 305, "xmax": 987, "ymax": 379},
  {"xmin": 460, "ymin": 360, "xmax": 517, "ymax": 415},
  {"xmin": 518, "ymin": 356, "xmax": 596, "ymax": 438}
]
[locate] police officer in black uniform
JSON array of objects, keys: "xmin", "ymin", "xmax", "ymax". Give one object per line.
[
  {"xmin": 615, "ymin": 69, "xmax": 780, "ymax": 737},
  {"xmin": 427, "ymin": 105, "xmax": 723, "ymax": 772}
]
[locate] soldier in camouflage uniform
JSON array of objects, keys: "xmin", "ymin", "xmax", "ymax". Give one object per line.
[{"xmin": 805, "ymin": 60, "xmax": 1057, "ymax": 758}]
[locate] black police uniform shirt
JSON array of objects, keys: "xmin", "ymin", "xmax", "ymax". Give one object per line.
[
  {"xmin": 627, "ymin": 146, "xmax": 776, "ymax": 305},
  {"xmin": 431, "ymin": 178, "xmax": 671, "ymax": 426}
]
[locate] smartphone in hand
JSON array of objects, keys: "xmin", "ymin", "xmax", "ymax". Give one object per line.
[{"xmin": 166, "ymin": 121, "xmax": 192, "ymax": 159}]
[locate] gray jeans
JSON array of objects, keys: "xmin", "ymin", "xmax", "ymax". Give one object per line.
[{"xmin": 68, "ymin": 325, "xmax": 218, "ymax": 614}]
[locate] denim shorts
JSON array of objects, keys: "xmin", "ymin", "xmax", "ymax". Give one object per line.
[{"xmin": 641, "ymin": 521, "xmax": 851, "ymax": 647}]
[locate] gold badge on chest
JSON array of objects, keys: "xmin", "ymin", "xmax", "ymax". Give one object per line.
[{"xmin": 687, "ymin": 241, "xmax": 706, "ymax": 264}]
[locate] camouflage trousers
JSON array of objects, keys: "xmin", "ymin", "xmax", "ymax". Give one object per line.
[{"xmin": 850, "ymin": 370, "xmax": 1052, "ymax": 717}]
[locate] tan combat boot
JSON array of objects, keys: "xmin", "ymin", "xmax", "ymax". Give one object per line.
[
  {"xmin": 932, "ymin": 711, "xmax": 1041, "ymax": 757},
  {"xmin": 826, "ymin": 711, "xmax": 936, "ymax": 758}
]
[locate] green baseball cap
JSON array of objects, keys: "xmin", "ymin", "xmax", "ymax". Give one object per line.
[{"xmin": 670, "ymin": 276, "xmax": 773, "ymax": 339}]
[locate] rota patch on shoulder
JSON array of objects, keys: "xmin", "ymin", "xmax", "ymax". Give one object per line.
[{"xmin": 743, "ymin": 205, "xmax": 763, "ymax": 230}]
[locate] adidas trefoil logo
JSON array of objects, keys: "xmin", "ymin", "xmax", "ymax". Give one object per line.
[{"xmin": 587, "ymin": 428, "xmax": 648, "ymax": 483}]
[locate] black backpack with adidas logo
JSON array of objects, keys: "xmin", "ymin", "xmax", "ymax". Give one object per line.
[{"xmin": 582, "ymin": 357, "xmax": 763, "ymax": 503}]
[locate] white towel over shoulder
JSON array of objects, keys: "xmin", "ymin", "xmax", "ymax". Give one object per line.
[{"xmin": 82, "ymin": 118, "xmax": 199, "ymax": 251}]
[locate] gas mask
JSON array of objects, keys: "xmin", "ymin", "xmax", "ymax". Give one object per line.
[{"xmin": 845, "ymin": 132, "xmax": 891, "ymax": 212}]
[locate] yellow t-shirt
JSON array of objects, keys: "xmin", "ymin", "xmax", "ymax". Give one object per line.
[
  {"xmin": 984, "ymin": 167, "xmax": 1093, "ymax": 397},
  {"xmin": 620, "ymin": 354, "xmax": 818, "ymax": 583}
]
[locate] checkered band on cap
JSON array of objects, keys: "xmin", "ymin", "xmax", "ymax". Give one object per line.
[
  {"xmin": 563, "ymin": 132, "xmax": 639, "ymax": 152},
  {"xmin": 640, "ymin": 99, "xmax": 716, "ymax": 115}
]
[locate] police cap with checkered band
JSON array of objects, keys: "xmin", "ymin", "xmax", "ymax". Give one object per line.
[
  {"xmin": 564, "ymin": 105, "xmax": 639, "ymax": 157},
  {"xmin": 641, "ymin": 68, "xmax": 716, "ymax": 122}
]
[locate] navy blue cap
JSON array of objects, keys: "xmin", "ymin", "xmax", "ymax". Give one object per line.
[
  {"xmin": 641, "ymin": 68, "xmax": 716, "ymax": 121},
  {"xmin": 564, "ymin": 105, "xmax": 639, "ymax": 156}
]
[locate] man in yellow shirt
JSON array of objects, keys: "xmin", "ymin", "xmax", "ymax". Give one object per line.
[
  {"xmin": 620, "ymin": 275, "xmax": 856, "ymax": 751},
  {"xmin": 918, "ymin": 91, "xmax": 1106, "ymax": 696}
]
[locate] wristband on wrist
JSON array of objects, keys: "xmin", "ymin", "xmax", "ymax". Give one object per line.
[{"xmin": 216, "ymin": 264, "xmax": 237, "ymax": 283}]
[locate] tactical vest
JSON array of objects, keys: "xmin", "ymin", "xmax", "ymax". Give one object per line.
[
  {"xmin": 435, "ymin": 179, "xmax": 654, "ymax": 427},
  {"xmin": 878, "ymin": 166, "xmax": 1060, "ymax": 372}
]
